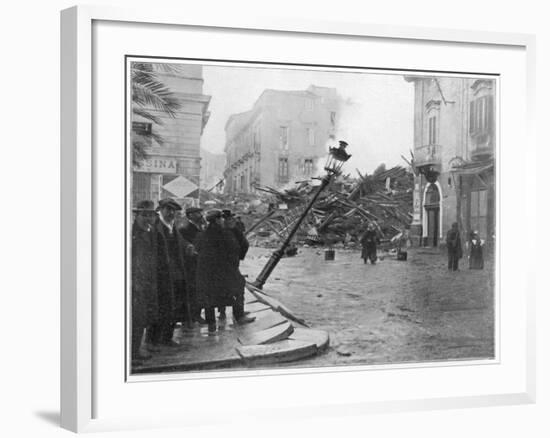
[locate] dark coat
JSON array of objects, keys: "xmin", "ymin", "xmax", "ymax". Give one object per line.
[
  {"xmin": 229, "ymin": 226, "xmax": 249, "ymax": 261},
  {"xmin": 179, "ymin": 221, "xmax": 202, "ymax": 244},
  {"xmin": 469, "ymin": 236, "xmax": 484, "ymax": 269},
  {"xmin": 131, "ymin": 223, "xmax": 159, "ymax": 327},
  {"xmin": 446, "ymin": 228, "xmax": 463, "ymax": 258},
  {"xmin": 179, "ymin": 221, "xmax": 202, "ymax": 305},
  {"xmin": 179, "ymin": 221, "xmax": 202, "ymax": 273},
  {"xmin": 154, "ymin": 219, "xmax": 190, "ymax": 323},
  {"xmin": 360, "ymin": 230, "xmax": 379, "ymax": 260},
  {"xmin": 195, "ymin": 223, "xmax": 245, "ymax": 309}
]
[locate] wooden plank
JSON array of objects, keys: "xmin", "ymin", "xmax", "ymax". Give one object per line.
[
  {"xmin": 235, "ymin": 311, "xmax": 288, "ymax": 337},
  {"xmin": 289, "ymin": 328, "xmax": 330, "ymax": 351},
  {"xmin": 236, "ymin": 339, "xmax": 317, "ymax": 366},
  {"xmin": 245, "ymin": 301, "xmax": 272, "ymax": 313},
  {"xmin": 238, "ymin": 321, "xmax": 294, "ymax": 346},
  {"xmin": 246, "ymin": 283, "xmax": 309, "ymax": 327},
  {"xmin": 244, "ymin": 290, "xmax": 257, "ymax": 304}
]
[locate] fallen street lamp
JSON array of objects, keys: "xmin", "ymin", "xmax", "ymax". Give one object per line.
[{"xmin": 251, "ymin": 140, "xmax": 352, "ymax": 289}]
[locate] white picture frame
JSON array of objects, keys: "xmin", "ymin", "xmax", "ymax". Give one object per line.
[{"xmin": 60, "ymin": 5, "xmax": 536, "ymax": 433}]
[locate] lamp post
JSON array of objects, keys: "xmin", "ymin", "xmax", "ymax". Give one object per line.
[{"xmin": 252, "ymin": 140, "xmax": 352, "ymax": 289}]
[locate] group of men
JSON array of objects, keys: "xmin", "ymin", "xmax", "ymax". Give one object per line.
[{"xmin": 131, "ymin": 198, "xmax": 254, "ymax": 366}]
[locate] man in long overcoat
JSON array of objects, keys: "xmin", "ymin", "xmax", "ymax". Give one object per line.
[
  {"xmin": 131, "ymin": 200, "xmax": 159, "ymax": 364},
  {"xmin": 195, "ymin": 209, "xmax": 254, "ymax": 332},
  {"xmin": 149, "ymin": 198, "xmax": 192, "ymax": 345},
  {"xmin": 446, "ymin": 222, "xmax": 463, "ymax": 271},
  {"xmin": 360, "ymin": 223, "xmax": 380, "ymax": 264},
  {"xmin": 179, "ymin": 206, "xmax": 206, "ymax": 324},
  {"xmin": 217, "ymin": 209, "xmax": 252, "ymax": 321}
]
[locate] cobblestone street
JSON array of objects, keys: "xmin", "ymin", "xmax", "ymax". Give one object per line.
[{"xmin": 240, "ymin": 246, "xmax": 495, "ymax": 369}]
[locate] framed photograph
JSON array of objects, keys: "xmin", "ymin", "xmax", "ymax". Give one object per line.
[{"xmin": 61, "ymin": 5, "xmax": 536, "ymax": 432}]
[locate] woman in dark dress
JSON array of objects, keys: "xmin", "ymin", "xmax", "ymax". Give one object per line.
[{"xmin": 469, "ymin": 230, "xmax": 484, "ymax": 269}]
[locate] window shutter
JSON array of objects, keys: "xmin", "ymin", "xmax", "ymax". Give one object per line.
[
  {"xmin": 469, "ymin": 101, "xmax": 475, "ymax": 134},
  {"xmin": 487, "ymin": 95, "xmax": 494, "ymax": 136},
  {"xmin": 476, "ymin": 99, "xmax": 482, "ymax": 133}
]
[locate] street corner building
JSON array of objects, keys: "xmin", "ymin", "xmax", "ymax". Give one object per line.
[
  {"xmin": 223, "ymin": 85, "xmax": 341, "ymax": 193},
  {"xmin": 130, "ymin": 62, "xmax": 211, "ymax": 208},
  {"xmin": 404, "ymin": 76, "xmax": 496, "ymax": 248}
]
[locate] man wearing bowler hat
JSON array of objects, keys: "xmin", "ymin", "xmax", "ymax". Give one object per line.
[
  {"xmin": 149, "ymin": 198, "xmax": 192, "ymax": 346},
  {"xmin": 131, "ymin": 200, "xmax": 159, "ymax": 366},
  {"xmin": 179, "ymin": 206, "xmax": 207, "ymax": 324}
]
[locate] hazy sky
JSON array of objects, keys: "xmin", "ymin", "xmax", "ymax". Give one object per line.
[{"xmin": 201, "ymin": 64, "xmax": 415, "ymax": 174}]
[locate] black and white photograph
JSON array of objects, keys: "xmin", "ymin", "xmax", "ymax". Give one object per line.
[{"xmin": 127, "ymin": 58, "xmax": 496, "ymax": 375}]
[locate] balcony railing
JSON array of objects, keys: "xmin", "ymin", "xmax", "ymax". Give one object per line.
[
  {"xmin": 415, "ymin": 144, "xmax": 442, "ymax": 167},
  {"xmin": 471, "ymin": 144, "xmax": 493, "ymax": 161},
  {"xmin": 470, "ymin": 135, "xmax": 494, "ymax": 161}
]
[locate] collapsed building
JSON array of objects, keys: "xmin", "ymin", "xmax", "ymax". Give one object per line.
[{"xmin": 199, "ymin": 165, "xmax": 414, "ymax": 252}]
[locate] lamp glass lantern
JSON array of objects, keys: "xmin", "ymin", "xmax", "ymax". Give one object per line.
[{"xmin": 324, "ymin": 140, "xmax": 352, "ymax": 175}]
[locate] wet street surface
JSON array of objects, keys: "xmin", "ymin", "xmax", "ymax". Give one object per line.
[{"xmin": 240, "ymin": 246, "xmax": 495, "ymax": 369}]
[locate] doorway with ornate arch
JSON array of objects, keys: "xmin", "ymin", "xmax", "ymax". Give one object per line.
[{"xmin": 423, "ymin": 183, "xmax": 441, "ymax": 247}]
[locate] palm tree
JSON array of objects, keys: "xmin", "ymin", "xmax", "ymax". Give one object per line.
[{"xmin": 131, "ymin": 62, "xmax": 181, "ymax": 166}]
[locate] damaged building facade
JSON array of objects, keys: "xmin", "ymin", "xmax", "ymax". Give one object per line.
[
  {"xmin": 405, "ymin": 75, "xmax": 496, "ymax": 247},
  {"xmin": 131, "ymin": 64, "xmax": 211, "ymax": 207},
  {"xmin": 223, "ymin": 85, "xmax": 340, "ymax": 193}
]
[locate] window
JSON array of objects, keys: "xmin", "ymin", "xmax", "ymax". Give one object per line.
[
  {"xmin": 307, "ymin": 128, "xmax": 315, "ymax": 146},
  {"xmin": 469, "ymin": 95, "xmax": 494, "ymax": 136},
  {"xmin": 278, "ymin": 158, "xmax": 289, "ymax": 182},
  {"xmin": 470, "ymin": 190, "xmax": 488, "ymax": 239},
  {"xmin": 279, "ymin": 126, "xmax": 289, "ymax": 150},
  {"xmin": 240, "ymin": 173, "xmax": 246, "ymax": 192},
  {"xmin": 330, "ymin": 112, "xmax": 336, "ymax": 126},
  {"xmin": 132, "ymin": 121, "xmax": 152, "ymax": 135},
  {"xmin": 132, "ymin": 122, "xmax": 153, "ymax": 147},
  {"xmin": 428, "ymin": 116, "xmax": 437, "ymax": 145},
  {"xmin": 304, "ymin": 159, "xmax": 314, "ymax": 176},
  {"xmin": 253, "ymin": 126, "xmax": 261, "ymax": 151},
  {"xmin": 305, "ymin": 99, "xmax": 314, "ymax": 110}
]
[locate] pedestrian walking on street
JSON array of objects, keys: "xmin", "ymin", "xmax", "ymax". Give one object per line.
[
  {"xmin": 149, "ymin": 198, "xmax": 192, "ymax": 346},
  {"xmin": 360, "ymin": 223, "xmax": 380, "ymax": 264},
  {"xmin": 468, "ymin": 230, "xmax": 484, "ymax": 269},
  {"xmin": 446, "ymin": 222, "xmax": 463, "ymax": 271},
  {"xmin": 195, "ymin": 209, "xmax": 255, "ymax": 332},
  {"xmin": 179, "ymin": 206, "xmax": 207, "ymax": 325},
  {"xmin": 131, "ymin": 200, "xmax": 159, "ymax": 366}
]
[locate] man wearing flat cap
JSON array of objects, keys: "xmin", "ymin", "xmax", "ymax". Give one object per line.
[
  {"xmin": 195, "ymin": 209, "xmax": 255, "ymax": 332},
  {"xmin": 131, "ymin": 200, "xmax": 159, "ymax": 365},
  {"xmin": 179, "ymin": 206, "xmax": 207, "ymax": 324},
  {"xmin": 149, "ymin": 198, "xmax": 193, "ymax": 346}
]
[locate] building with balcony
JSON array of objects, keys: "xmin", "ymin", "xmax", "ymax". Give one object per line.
[
  {"xmin": 223, "ymin": 85, "xmax": 340, "ymax": 193},
  {"xmin": 405, "ymin": 76, "xmax": 495, "ymax": 246},
  {"xmin": 131, "ymin": 64, "xmax": 211, "ymax": 208}
]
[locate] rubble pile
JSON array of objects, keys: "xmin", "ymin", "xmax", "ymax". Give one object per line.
[
  {"xmin": 241, "ymin": 165, "xmax": 414, "ymax": 249},
  {"xmin": 195, "ymin": 165, "xmax": 413, "ymax": 249}
]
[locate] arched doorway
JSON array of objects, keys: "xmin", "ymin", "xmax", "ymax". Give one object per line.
[{"xmin": 424, "ymin": 183, "xmax": 440, "ymax": 247}]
